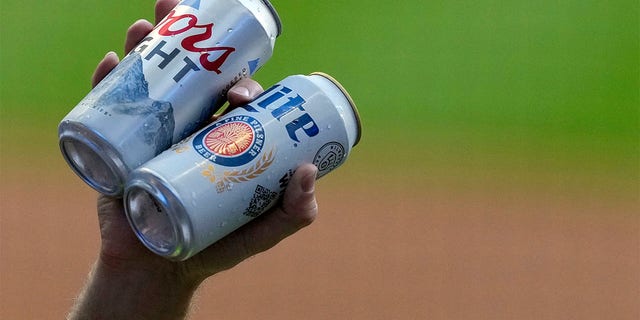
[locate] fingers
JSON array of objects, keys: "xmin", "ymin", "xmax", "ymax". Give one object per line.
[
  {"xmin": 211, "ymin": 78, "xmax": 264, "ymax": 121},
  {"xmin": 155, "ymin": 0, "xmax": 180, "ymax": 24},
  {"xmin": 97, "ymin": 0, "xmax": 177, "ymax": 87},
  {"xmin": 190, "ymin": 164, "xmax": 318, "ymax": 277},
  {"xmin": 96, "ymin": 195, "xmax": 145, "ymax": 260},
  {"xmin": 93, "ymin": 16, "xmax": 153, "ymax": 87},
  {"xmin": 125, "ymin": 19, "xmax": 154, "ymax": 54},
  {"xmin": 127, "ymin": 0, "xmax": 179, "ymax": 53},
  {"xmin": 227, "ymin": 78, "xmax": 264, "ymax": 107},
  {"xmin": 91, "ymin": 52, "xmax": 120, "ymax": 87}
]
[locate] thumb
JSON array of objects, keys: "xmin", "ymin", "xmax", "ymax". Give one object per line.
[{"xmin": 278, "ymin": 163, "xmax": 319, "ymax": 231}]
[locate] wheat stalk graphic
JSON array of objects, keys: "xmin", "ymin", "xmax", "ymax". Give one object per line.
[
  {"xmin": 198, "ymin": 149, "xmax": 276, "ymax": 192},
  {"xmin": 201, "ymin": 164, "xmax": 216, "ymax": 183},
  {"xmin": 222, "ymin": 149, "xmax": 275, "ymax": 183}
]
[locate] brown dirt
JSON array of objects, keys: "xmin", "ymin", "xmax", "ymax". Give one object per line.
[{"xmin": 1, "ymin": 165, "xmax": 638, "ymax": 319}]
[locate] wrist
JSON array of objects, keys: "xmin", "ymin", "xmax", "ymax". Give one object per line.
[{"xmin": 69, "ymin": 255, "xmax": 202, "ymax": 320}]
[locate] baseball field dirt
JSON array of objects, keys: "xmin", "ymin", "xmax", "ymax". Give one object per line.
[{"xmin": 1, "ymin": 157, "xmax": 638, "ymax": 319}]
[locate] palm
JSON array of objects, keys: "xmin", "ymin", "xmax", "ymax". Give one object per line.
[{"xmin": 97, "ymin": 196, "xmax": 163, "ymax": 265}]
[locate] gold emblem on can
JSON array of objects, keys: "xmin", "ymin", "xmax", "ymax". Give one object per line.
[{"xmin": 204, "ymin": 122, "xmax": 254, "ymax": 156}]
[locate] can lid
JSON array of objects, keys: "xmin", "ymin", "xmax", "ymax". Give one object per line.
[
  {"xmin": 309, "ymin": 72, "xmax": 362, "ymax": 146},
  {"xmin": 261, "ymin": 0, "xmax": 283, "ymax": 37}
]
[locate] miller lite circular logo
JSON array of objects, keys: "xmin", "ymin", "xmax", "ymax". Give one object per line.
[
  {"xmin": 194, "ymin": 116, "xmax": 265, "ymax": 166},
  {"xmin": 313, "ymin": 142, "xmax": 346, "ymax": 178}
]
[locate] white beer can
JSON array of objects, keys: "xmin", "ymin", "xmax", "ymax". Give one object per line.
[
  {"xmin": 123, "ymin": 72, "xmax": 362, "ymax": 260},
  {"xmin": 58, "ymin": 0, "xmax": 282, "ymax": 196}
]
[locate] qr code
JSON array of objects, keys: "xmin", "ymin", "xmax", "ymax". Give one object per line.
[{"xmin": 243, "ymin": 185, "xmax": 278, "ymax": 218}]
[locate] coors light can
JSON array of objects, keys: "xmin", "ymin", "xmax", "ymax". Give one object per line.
[
  {"xmin": 123, "ymin": 73, "xmax": 362, "ymax": 260},
  {"xmin": 58, "ymin": 0, "xmax": 282, "ymax": 196}
]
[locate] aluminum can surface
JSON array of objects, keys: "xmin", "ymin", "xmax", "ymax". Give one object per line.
[
  {"xmin": 124, "ymin": 73, "xmax": 362, "ymax": 260},
  {"xmin": 58, "ymin": 0, "xmax": 282, "ymax": 196}
]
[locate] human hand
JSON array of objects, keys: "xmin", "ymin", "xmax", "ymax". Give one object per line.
[{"xmin": 69, "ymin": 1, "xmax": 318, "ymax": 319}]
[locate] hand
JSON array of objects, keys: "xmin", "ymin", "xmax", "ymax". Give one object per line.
[{"xmin": 68, "ymin": 1, "xmax": 318, "ymax": 319}]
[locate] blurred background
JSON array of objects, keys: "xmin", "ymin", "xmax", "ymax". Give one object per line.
[{"xmin": 1, "ymin": 0, "xmax": 638, "ymax": 319}]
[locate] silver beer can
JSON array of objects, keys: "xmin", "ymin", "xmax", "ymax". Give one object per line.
[
  {"xmin": 58, "ymin": 0, "xmax": 282, "ymax": 196},
  {"xmin": 123, "ymin": 72, "xmax": 362, "ymax": 260}
]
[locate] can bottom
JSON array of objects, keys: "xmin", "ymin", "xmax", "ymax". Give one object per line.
[
  {"xmin": 126, "ymin": 187, "xmax": 178, "ymax": 255},
  {"xmin": 59, "ymin": 121, "xmax": 128, "ymax": 196},
  {"xmin": 124, "ymin": 170, "xmax": 193, "ymax": 261}
]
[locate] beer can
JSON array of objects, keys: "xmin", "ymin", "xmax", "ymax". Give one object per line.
[
  {"xmin": 58, "ymin": 0, "xmax": 282, "ymax": 196},
  {"xmin": 123, "ymin": 72, "xmax": 362, "ymax": 260}
]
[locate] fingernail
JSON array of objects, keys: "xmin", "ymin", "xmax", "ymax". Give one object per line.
[
  {"xmin": 301, "ymin": 167, "xmax": 317, "ymax": 193},
  {"xmin": 229, "ymin": 86, "xmax": 250, "ymax": 98},
  {"xmin": 104, "ymin": 51, "xmax": 118, "ymax": 60}
]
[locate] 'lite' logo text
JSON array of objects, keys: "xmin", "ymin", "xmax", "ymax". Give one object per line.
[{"xmin": 241, "ymin": 85, "xmax": 320, "ymax": 143}]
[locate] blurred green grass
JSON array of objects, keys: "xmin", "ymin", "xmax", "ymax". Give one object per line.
[{"xmin": 1, "ymin": 1, "xmax": 638, "ymax": 194}]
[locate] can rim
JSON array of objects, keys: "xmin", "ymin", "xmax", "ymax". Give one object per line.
[
  {"xmin": 308, "ymin": 72, "xmax": 362, "ymax": 146},
  {"xmin": 124, "ymin": 169, "xmax": 195, "ymax": 261},
  {"xmin": 260, "ymin": 0, "xmax": 282, "ymax": 37},
  {"xmin": 58, "ymin": 120, "xmax": 128, "ymax": 196}
]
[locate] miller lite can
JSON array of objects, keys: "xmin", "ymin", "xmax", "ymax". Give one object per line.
[
  {"xmin": 58, "ymin": 0, "xmax": 282, "ymax": 196},
  {"xmin": 123, "ymin": 73, "xmax": 362, "ymax": 260}
]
